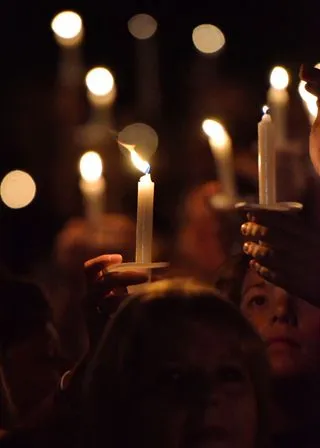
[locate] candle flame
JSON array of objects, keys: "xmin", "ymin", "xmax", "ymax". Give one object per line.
[
  {"xmin": 119, "ymin": 141, "xmax": 150, "ymax": 174},
  {"xmin": 298, "ymin": 63, "xmax": 320, "ymax": 122},
  {"xmin": 51, "ymin": 11, "xmax": 83, "ymax": 41},
  {"xmin": 79, "ymin": 151, "xmax": 103, "ymax": 182},
  {"xmin": 262, "ymin": 105, "xmax": 269, "ymax": 114},
  {"xmin": 85, "ymin": 67, "xmax": 114, "ymax": 97},
  {"xmin": 202, "ymin": 119, "xmax": 230, "ymax": 149},
  {"xmin": 270, "ymin": 66, "xmax": 289, "ymax": 90}
]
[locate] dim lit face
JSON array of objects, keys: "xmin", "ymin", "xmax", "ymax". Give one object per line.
[
  {"xmin": 126, "ymin": 316, "xmax": 257, "ymax": 448},
  {"xmin": 241, "ymin": 269, "xmax": 320, "ymax": 378}
]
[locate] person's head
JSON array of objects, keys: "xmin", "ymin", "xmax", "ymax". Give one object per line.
[
  {"xmin": 240, "ymin": 267, "xmax": 320, "ymax": 380},
  {"xmin": 82, "ymin": 278, "xmax": 269, "ymax": 448},
  {"xmin": 0, "ymin": 280, "xmax": 62, "ymax": 424}
]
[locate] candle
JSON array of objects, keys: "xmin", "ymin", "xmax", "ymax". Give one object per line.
[
  {"xmin": 118, "ymin": 143, "xmax": 154, "ymax": 263},
  {"xmin": 79, "ymin": 151, "xmax": 106, "ymax": 226},
  {"xmin": 202, "ymin": 118, "xmax": 237, "ymax": 201},
  {"xmin": 128, "ymin": 14, "xmax": 160, "ymax": 119},
  {"xmin": 267, "ymin": 66, "xmax": 289, "ymax": 148},
  {"xmin": 51, "ymin": 11, "xmax": 84, "ymax": 87},
  {"xmin": 258, "ymin": 109, "xmax": 276, "ymax": 205}
]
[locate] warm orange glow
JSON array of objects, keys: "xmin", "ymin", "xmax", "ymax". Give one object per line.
[
  {"xmin": 192, "ymin": 24, "xmax": 225, "ymax": 54},
  {"xmin": 79, "ymin": 151, "xmax": 103, "ymax": 182},
  {"xmin": 0, "ymin": 170, "xmax": 36, "ymax": 209},
  {"xmin": 270, "ymin": 66, "xmax": 289, "ymax": 90},
  {"xmin": 51, "ymin": 11, "xmax": 83, "ymax": 46},
  {"xmin": 119, "ymin": 142, "xmax": 150, "ymax": 174},
  {"xmin": 202, "ymin": 119, "xmax": 231, "ymax": 149}
]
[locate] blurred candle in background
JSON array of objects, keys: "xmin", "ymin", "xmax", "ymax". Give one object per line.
[
  {"xmin": 51, "ymin": 10, "xmax": 84, "ymax": 87},
  {"xmin": 128, "ymin": 14, "xmax": 160, "ymax": 121},
  {"xmin": 85, "ymin": 66, "xmax": 116, "ymax": 125},
  {"xmin": 202, "ymin": 118, "xmax": 237, "ymax": 204},
  {"xmin": 267, "ymin": 66, "xmax": 289, "ymax": 148},
  {"xmin": 79, "ymin": 151, "xmax": 106, "ymax": 226}
]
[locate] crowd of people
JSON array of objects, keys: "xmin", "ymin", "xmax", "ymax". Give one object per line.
[{"xmin": 0, "ymin": 65, "xmax": 320, "ymax": 448}]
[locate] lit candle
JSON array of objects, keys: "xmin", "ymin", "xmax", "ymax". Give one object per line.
[
  {"xmin": 85, "ymin": 67, "xmax": 115, "ymax": 120},
  {"xmin": 267, "ymin": 66, "xmax": 289, "ymax": 148},
  {"xmin": 119, "ymin": 143, "xmax": 154, "ymax": 263},
  {"xmin": 79, "ymin": 151, "xmax": 106, "ymax": 226},
  {"xmin": 51, "ymin": 11, "xmax": 84, "ymax": 87},
  {"xmin": 258, "ymin": 108, "xmax": 276, "ymax": 205},
  {"xmin": 298, "ymin": 79, "xmax": 318, "ymax": 124},
  {"xmin": 202, "ymin": 118, "xmax": 237, "ymax": 201}
]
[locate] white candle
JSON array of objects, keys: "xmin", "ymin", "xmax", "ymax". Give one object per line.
[
  {"xmin": 267, "ymin": 66, "xmax": 289, "ymax": 148},
  {"xmin": 202, "ymin": 119, "xmax": 237, "ymax": 201},
  {"xmin": 258, "ymin": 111, "xmax": 276, "ymax": 205},
  {"xmin": 136, "ymin": 171, "xmax": 154, "ymax": 263},
  {"xmin": 51, "ymin": 11, "xmax": 84, "ymax": 87},
  {"xmin": 118, "ymin": 142, "xmax": 155, "ymax": 262},
  {"xmin": 79, "ymin": 151, "xmax": 106, "ymax": 226}
]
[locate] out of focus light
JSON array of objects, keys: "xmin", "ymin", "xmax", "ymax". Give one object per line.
[
  {"xmin": 128, "ymin": 14, "xmax": 158, "ymax": 39},
  {"xmin": 262, "ymin": 105, "xmax": 269, "ymax": 114},
  {"xmin": 202, "ymin": 119, "xmax": 230, "ymax": 149},
  {"xmin": 51, "ymin": 11, "xmax": 83, "ymax": 47},
  {"xmin": 79, "ymin": 151, "xmax": 103, "ymax": 182},
  {"xmin": 270, "ymin": 66, "xmax": 289, "ymax": 90},
  {"xmin": 85, "ymin": 67, "xmax": 114, "ymax": 96},
  {"xmin": 298, "ymin": 63, "xmax": 320, "ymax": 121},
  {"xmin": 118, "ymin": 123, "xmax": 158, "ymax": 161},
  {"xmin": 192, "ymin": 24, "xmax": 225, "ymax": 54},
  {"xmin": 0, "ymin": 170, "xmax": 36, "ymax": 209}
]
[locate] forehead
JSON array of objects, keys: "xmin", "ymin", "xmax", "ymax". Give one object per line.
[{"xmin": 242, "ymin": 269, "xmax": 267, "ymax": 294}]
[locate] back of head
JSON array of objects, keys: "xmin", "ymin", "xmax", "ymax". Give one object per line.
[{"xmin": 82, "ymin": 277, "xmax": 269, "ymax": 448}]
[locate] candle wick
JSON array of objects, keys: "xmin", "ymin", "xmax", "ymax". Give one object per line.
[{"xmin": 146, "ymin": 166, "xmax": 151, "ymax": 175}]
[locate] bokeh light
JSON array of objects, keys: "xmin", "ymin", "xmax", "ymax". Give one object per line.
[
  {"xmin": 128, "ymin": 14, "xmax": 158, "ymax": 40},
  {"xmin": 192, "ymin": 24, "xmax": 225, "ymax": 54},
  {"xmin": 298, "ymin": 63, "xmax": 320, "ymax": 121},
  {"xmin": 202, "ymin": 119, "xmax": 230, "ymax": 149},
  {"xmin": 85, "ymin": 67, "xmax": 114, "ymax": 97},
  {"xmin": 0, "ymin": 170, "xmax": 36, "ymax": 209},
  {"xmin": 270, "ymin": 66, "xmax": 289, "ymax": 90},
  {"xmin": 51, "ymin": 11, "xmax": 83, "ymax": 46},
  {"xmin": 79, "ymin": 151, "xmax": 103, "ymax": 182},
  {"xmin": 118, "ymin": 123, "xmax": 158, "ymax": 161}
]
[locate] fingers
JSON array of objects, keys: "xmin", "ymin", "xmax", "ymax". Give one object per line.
[{"xmin": 84, "ymin": 254, "xmax": 123, "ymax": 284}]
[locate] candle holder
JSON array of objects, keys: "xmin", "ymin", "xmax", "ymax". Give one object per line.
[
  {"xmin": 234, "ymin": 201, "xmax": 303, "ymax": 213},
  {"xmin": 107, "ymin": 261, "xmax": 170, "ymax": 293}
]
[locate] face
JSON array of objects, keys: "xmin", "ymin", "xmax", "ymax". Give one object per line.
[
  {"xmin": 241, "ymin": 269, "xmax": 320, "ymax": 378},
  {"xmin": 3, "ymin": 322, "xmax": 61, "ymax": 417},
  {"xmin": 127, "ymin": 317, "xmax": 257, "ymax": 448}
]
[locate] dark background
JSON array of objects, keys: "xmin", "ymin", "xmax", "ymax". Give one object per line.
[{"xmin": 0, "ymin": 0, "xmax": 318, "ymax": 273}]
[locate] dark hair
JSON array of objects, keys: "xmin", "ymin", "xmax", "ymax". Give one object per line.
[
  {"xmin": 81, "ymin": 277, "xmax": 269, "ymax": 448},
  {"xmin": 0, "ymin": 280, "xmax": 51, "ymax": 354}
]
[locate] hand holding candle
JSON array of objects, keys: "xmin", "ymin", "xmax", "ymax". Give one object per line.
[{"xmin": 267, "ymin": 66, "xmax": 289, "ymax": 148}]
